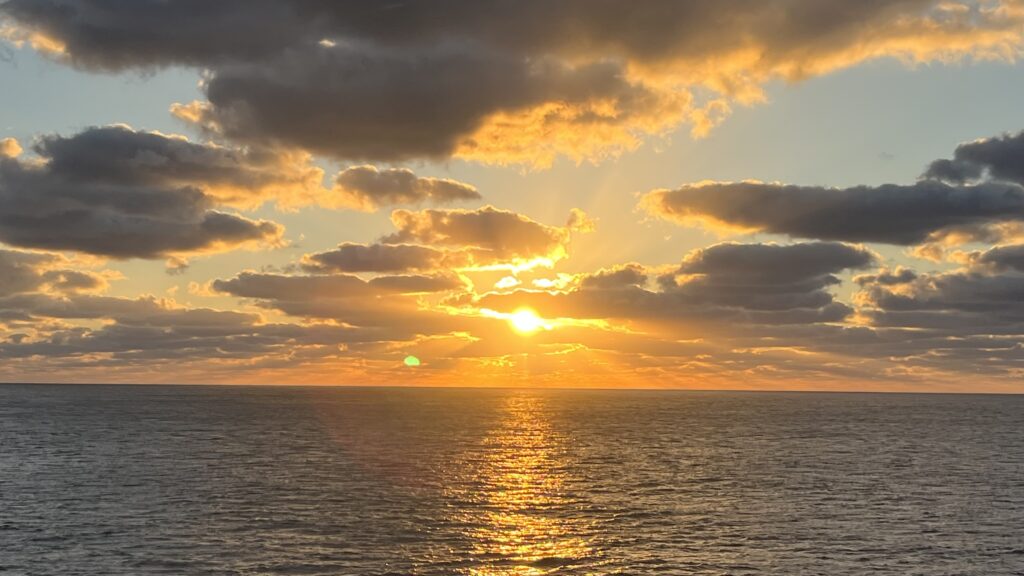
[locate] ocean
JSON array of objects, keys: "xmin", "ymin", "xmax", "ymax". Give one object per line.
[{"xmin": 1, "ymin": 385, "xmax": 1022, "ymax": 575}]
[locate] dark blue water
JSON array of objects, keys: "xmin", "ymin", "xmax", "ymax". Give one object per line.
[{"xmin": 1, "ymin": 385, "xmax": 1023, "ymax": 575}]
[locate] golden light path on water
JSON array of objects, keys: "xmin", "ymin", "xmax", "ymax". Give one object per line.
[{"xmin": 458, "ymin": 394, "xmax": 597, "ymax": 575}]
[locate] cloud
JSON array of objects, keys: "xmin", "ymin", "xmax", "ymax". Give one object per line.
[
  {"xmin": 578, "ymin": 263, "xmax": 647, "ymax": 290},
  {"xmin": 214, "ymin": 270, "xmax": 463, "ymax": 301},
  {"xmin": 975, "ymin": 243, "xmax": 1024, "ymax": 272},
  {"xmin": 16, "ymin": 124, "xmax": 476, "ymax": 213},
  {"xmin": 0, "ymin": 249, "xmax": 66, "ymax": 297},
  {"xmin": 641, "ymin": 179, "xmax": 1024, "ymax": 245},
  {"xmin": 640, "ymin": 129, "xmax": 1024, "ymax": 248},
  {"xmin": 477, "ymin": 242, "xmax": 872, "ymax": 329},
  {"xmin": 301, "ymin": 205, "xmax": 587, "ymax": 275},
  {"xmin": 0, "ymin": 129, "xmax": 284, "ymax": 259},
  {"xmin": 171, "ymin": 43, "xmax": 684, "ymax": 166},
  {"xmin": 213, "ymin": 272, "xmax": 379, "ymax": 301},
  {"xmin": 665, "ymin": 241, "xmax": 876, "ymax": 311},
  {"xmin": 924, "ymin": 129, "xmax": 1024, "ymax": 185},
  {"xmin": 0, "ymin": 0, "xmax": 307, "ymax": 67},
  {"xmin": 862, "ymin": 270, "xmax": 1024, "ymax": 317},
  {"xmin": 0, "ymin": 137, "xmax": 21, "ymax": 158},
  {"xmin": 382, "ymin": 205, "xmax": 577, "ymax": 265},
  {"xmin": 855, "ymin": 268, "xmax": 1024, "ymax": 376},
  {"xmin": 566, "ymin": 208, "xmax": 597, "ymax": 233},
  {"xmin": 7, "ymin": 0, "xmax": 1022, "ymax": 165},
  {"xmin": 332, "ymin": 165, "xmax": 480, "ymax": 210},
  {"xmin": 673, "ymin": 241, "xmax": 875, "ymax": 283},
  {"xmin": 212, "ymin": 270, "xmax": 472, "ymax": 332},
  {"xmin": 30, "ymin": 124, "xmax": 323, "ymax": 209},
  {"xmin": 368, "ymin": 273, "xmax": 467, "ymax": 294},
  {"xmin": 0, "ymin": 291, "xmax": 381, "ymax": 370},
  {"xmin": 821, "ymin": 264, "xmax": 1024, "ymax": 380},
  {"xmin": 0, "ymin": 248, "xmax": 107, "ymax": 297},
  {"xmin": 301, "ymin": 243, "xmax": 449, "ymax": 274}
]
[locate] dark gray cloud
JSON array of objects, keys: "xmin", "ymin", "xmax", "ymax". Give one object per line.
[
  {"xmin": 382, "ymin": 206, "xmax": 572, "ymax": 262},
  {"xmin": 28, "ymin": 124, "xmax": 322, "ymax": 208},
  {"xmin": 212, "ymin": 270, "xmax": 473, "ymax": 331},
  {"xmin": 176, "ymin": 43, "xmax": 664, "ymax": 162},
  {"xmin": 6, "ymin": 1, "xmax": 1006, "ymax": 72},
  {"xmin": 579, "ymin": 264, "xmax": 647, "ymax": 290},
  {"xmin": 643, "ymin": 129, "xmax": 1024, "ymax": 247},
  {"xmin": 976, "ymin": 243, "xmax": 1024, "ymax": 272},
  {"xmin": 1, "ymin": 293, "xmax": 260, "ymax": 327},
  {"xmin": 850, "ymin": 268, "xmax": 1024, "ymax": 376},
  {"xmin": 862, "ymin": 270, "xmax": 1024, "ymax": 317},
  {"xmin": 664, "ymin": 242, "xmax": 875, "ymax": 312},
  {"xmin": 6, "ymin": 0, "xmax": 1016, "ymax": 163},
  {"xmin": 0, "ymin": 249, "xmax": 105, "ymax": 297},
  {"xmin": 0, "ymin": 250, "xmax": 65, "ymax": 297},
  {"xmin": 333, "ymin": 165, "xmax": 479, "ymax": 210},
  {"xmin": 302, "ymin": 205, "xmax": 584, "ymax": 275},
  {"xmin": 213, "ymin": 272, "xmax": 377, "ymax": 301},
  {"xmin": 924, "ymin": 130, "xmax": 1024, "ymax": 185},
  {"xmin": 367, "ymin": 273, "xmax": 466, "ymax": 294},
  {"xmin": 0, "ymin": 0, "xmax": 307, "ymax": 70},
  {"xmin": 0, "ymin": 131, "xmax": 283, "ymax": 258},
  {"xmin": 641, "ymin": 180, "xmax": 1024, "ymax": 245},
  {"xmin": 0, "ymin": 290, "xmax": 381, "ymax": 367},
  {"xmin": 301, "ymin": 243, "xmax": 449, "ymax": 274},
  {"xmin": 673, "ymin": 241, "xmax": 874, "ymax": 286}
]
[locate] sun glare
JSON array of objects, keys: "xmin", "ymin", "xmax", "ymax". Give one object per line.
[{"xmin": 508, "ymin": 308, "xmax": 550, "ymax": 335}]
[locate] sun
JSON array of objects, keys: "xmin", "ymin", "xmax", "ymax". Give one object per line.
[{"xmin": 508, "ymin": 308, "xmax": 550, "ymax": 335}]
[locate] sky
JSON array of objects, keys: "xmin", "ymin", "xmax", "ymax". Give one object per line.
[{"xmin": 3, "ymin": 1, "xmax": 1024, "ymax": 391}]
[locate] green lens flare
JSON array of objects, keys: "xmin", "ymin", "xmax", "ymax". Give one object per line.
[{"xmin": 404, "ymin": 355, "xmax": 421, "ymax": 367}]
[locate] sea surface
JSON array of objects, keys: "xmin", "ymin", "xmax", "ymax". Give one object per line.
[{"xmin": 1, "ymin": 385, "xmax": 1023, "ymax": 575}]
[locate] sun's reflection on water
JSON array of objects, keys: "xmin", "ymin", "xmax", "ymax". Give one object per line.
[{"xmin": 457, "ymin": 394, "xmax": 596, "ymax": 575}]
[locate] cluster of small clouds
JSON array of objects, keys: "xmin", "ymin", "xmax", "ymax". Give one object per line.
[
  {"xmin": 0, "ymin": 125, "xmax": 488, "ymax": 263},
  {"xmin": 632, "ymin": 130, "xmax": 1024, "ymax": 384}
]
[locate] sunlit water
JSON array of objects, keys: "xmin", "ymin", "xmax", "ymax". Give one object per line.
[{"xmin": 2, "ymin": 385, "xmax": 1023, "ymax": 575}]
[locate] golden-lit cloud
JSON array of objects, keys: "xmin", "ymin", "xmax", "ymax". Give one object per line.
[
  {"xmin": 300, "ymin": 205, "xmax": 592, "ymax": 276},
  {"xmin": 301, "ymin": 243, "xmax": 452, "ymax": 274},
  {"xmin": 382, "ymin": 206, "xmax": 585, "ymax": 270},
  {"xmin": 0, "ymin": 138, "xmax": 22, "ymax": 158},
  {"xmin": 24, "ymin": 124, "xmax": 324, "ymax": 210}
]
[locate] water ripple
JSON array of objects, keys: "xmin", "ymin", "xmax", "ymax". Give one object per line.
[{"xmin": 1, "ymin": 385, "xmax": 1022, "ymax": 574}]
